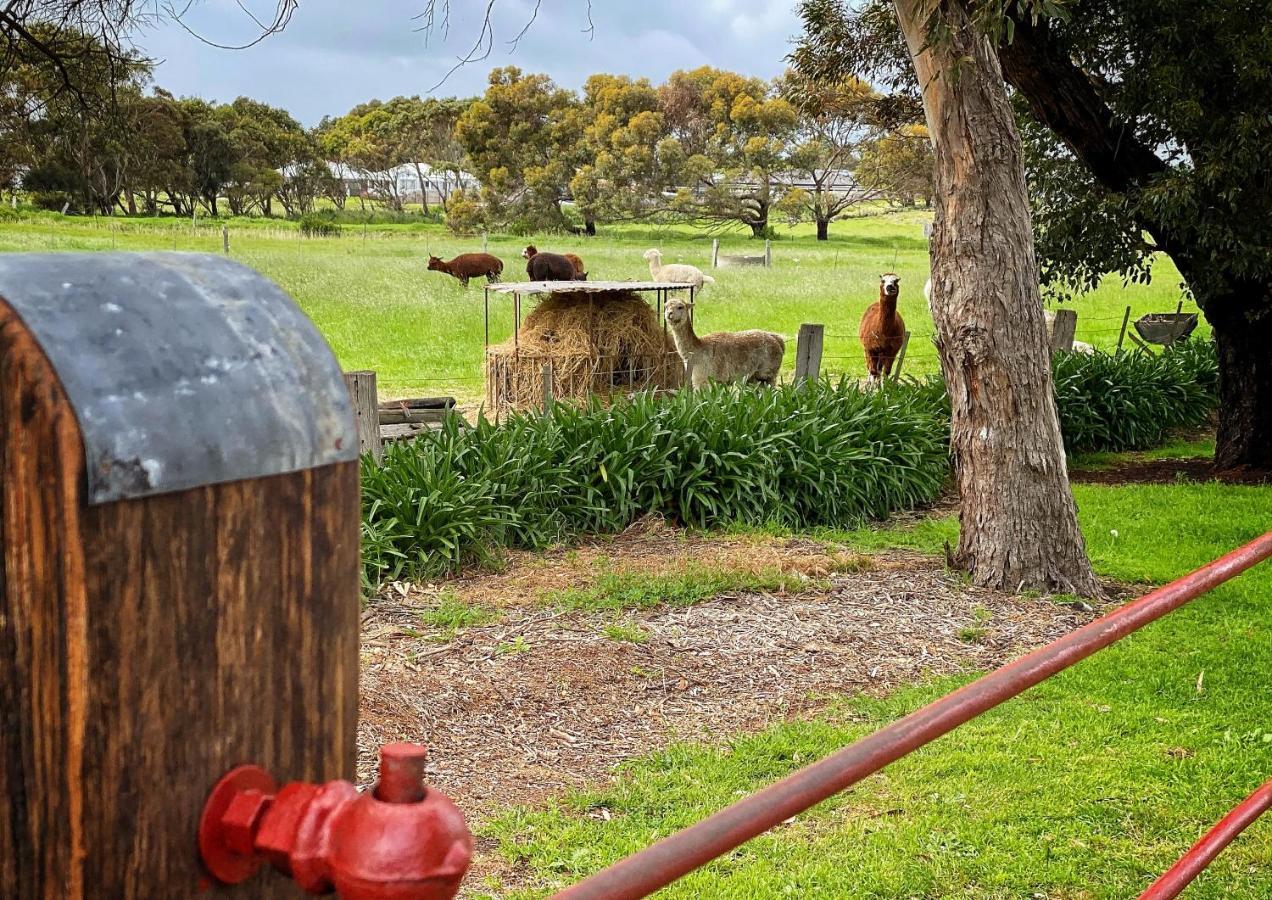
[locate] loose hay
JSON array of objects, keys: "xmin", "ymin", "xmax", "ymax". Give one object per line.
[{"xmin": 486, "ymin": 290, "xmax": 683, "ymax": 415}]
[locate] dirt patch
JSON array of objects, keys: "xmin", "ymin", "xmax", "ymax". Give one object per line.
[{"xmin": 1072, "ymin": 457, "xmax": 1270, "ymax": 485}]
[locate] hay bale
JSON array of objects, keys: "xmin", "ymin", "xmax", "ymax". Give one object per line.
[{"xmin": 486, "ymin": 291, "xmax": 683, "ymax": 415}]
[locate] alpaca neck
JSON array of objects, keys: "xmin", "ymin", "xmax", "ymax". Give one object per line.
[
  {"xmin": 669, "ymin": 318, "xmax": 702, "ymax": 355},
  {"xmin": 878, "ymin": 291, "xmax": 899, "ymax": 324},
  {"xmin": 647, "ymin": 257, "xmax": 662, "ymax": 279}
]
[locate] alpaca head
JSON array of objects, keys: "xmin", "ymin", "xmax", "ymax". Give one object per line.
[
  {"xmin": 880, "ymin": 273, "xmax": 901, "ymax": 300},
  {"xmin": 427, "ymin": 255, "xmax": 444, "ymax": 271},
  {"xmin": 665, "ymin": 298, "xmax": 691, "ymax": 327},
  {"xmin": 643, "ymin": 248, "xmax": 662, "ymax": 265},
  {"xmin": 522, "ymin": 245, "xmax": 538, "ymax": 259}
]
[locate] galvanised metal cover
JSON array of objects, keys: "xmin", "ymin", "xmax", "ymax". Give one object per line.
[{"xmin": 0, "ymin": 252, "xmax": 359, "ymax": 504}]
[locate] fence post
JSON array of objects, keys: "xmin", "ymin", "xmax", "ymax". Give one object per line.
[
  {"xmin": 342, "ymin": 370, "xmax": 382, "ymax": 464},
  {"xmin": 1049, "ymin": 309, "xmax": 1078, "ymax": 354},
  {"xmin": 1116, "ymin": 305, "xmax": 1132, "ymax": 353},
  {"xmin": 793, "ymin": 324, "xmax": 824, "ymax": 383},
  {"xmin": 542, "ymin": 362, "xmax": 555, "ymax": 413},
  {"xmin": 482, "ymin": 231, "xmax": 489, "ymax": 253},
  {"xmin": 221, "ymin": 225, "xmax": 229, "ymax": 255},
  {"xmin": 764, "ymin": 240, "xmax": 772, "ymax": 268},
  {"xmin": 711, "ymin": 239, "xmax": 720, "ymax": 268},
  {"xmin": 892, "ymin": 331, "xmax": 912, "ymax": 380}
]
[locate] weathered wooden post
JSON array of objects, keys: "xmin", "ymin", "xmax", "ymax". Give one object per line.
[
  {"xmin": 764, "ymin": 239, "xmax": 772, "ymax": 268},
  {"xmin": 711, "ymin": 238, "xmax": 720, "ymax": 268},
  {"xmin": 0, "ymin": 253, "xmax": 470, "ymax": 898},
  {"xmin": 1116, "ymin": 305, "xmax": 1132, "ymax": 352},
  {"xmin": 892, "ymin": 331, "xmax": 913, "ymax": 380},
  {"xmin": 343, "ymin": 369, "xmax": 383, "ymax": 463},
  {"xmin": 793, "ymin": 323, "xmax": 824, "ymax": 383},
  {"xmin": 542, "ymin": 361, "xmax": 555, "ymax": 412},
  {"xmin": 1048, "ymin": 309, "xmax": 1078, "ymax": 354},
  {"xmin": 221, "ymin": 224, "xmax": 230, "ymax": 254}
]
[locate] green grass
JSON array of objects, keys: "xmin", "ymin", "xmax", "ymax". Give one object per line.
[
  {"xmin": 0, "ymin": 208, "xmax": 1201, "ymax": 401},
  {"xmin": 482, "ymin": 480, "xmax": 1272, "ymax": 898},
  {"xmin": 602, "ymin": 620, "xmax": 652, "ymax": 644},
  {"xmin": 418, "ymin": 592, "xmax": 498, "ymax": 630},
  {"xmin": 547, "ymin": 565, "xmax": 812, "ymax": 614},
  {"xmin": 1071, "ymin": 434, "xmax": 1217, "ymax": 471}
]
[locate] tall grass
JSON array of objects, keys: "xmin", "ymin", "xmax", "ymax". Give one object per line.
[{"xmin": 361, "ymin": 378, "xmax": 951, "ymax": 586}]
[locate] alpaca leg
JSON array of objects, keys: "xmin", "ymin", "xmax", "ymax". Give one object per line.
[
  {"xmin": 690, "ymin": 366, "xmax": 711, "ymax": 390},
  {"xmin": 460, "ymin": 275, "xmax": 470, "ymax": 288}
]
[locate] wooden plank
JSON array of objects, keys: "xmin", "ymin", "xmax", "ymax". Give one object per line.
[
  {"xmin": 377, "ymin": 407, "xmax": 452, "ymax": 426},
  {"xmin": 342, "ymin": 370, "xmax": 382, "ymax": 463},
  {"xmin": 542, "ymin": 362, "xmax": 554, "ymax": 413},
  {"xmin": 793, "ymin": 323, "xmax": 825, "ymax": 383},
  {"xmin": 2, "ymin": 299, "xmax": 358, "ymax": 897},
  {"xmin": 377, "ymin": 396, "xmax": 456, "ymax": 411},
  {"xmin": 1048, "ymin": 309, "xmax": 1078, "ymax": 354}
]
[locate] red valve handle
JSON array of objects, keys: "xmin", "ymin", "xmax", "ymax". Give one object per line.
[{"xmin": 198, "ymin": 744, "xmax": 472, "ymax": 898}]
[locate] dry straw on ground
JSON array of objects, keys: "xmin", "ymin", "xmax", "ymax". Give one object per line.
[{"xmin": 485, "ymin": 291, "xmax": 683, "ymax": 414}]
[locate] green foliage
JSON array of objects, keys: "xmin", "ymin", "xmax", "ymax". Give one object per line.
[
  {"xmin": 361, "ymin": 379, "xmax": 951, "ymax": 585},
  {"xmin": 298, "ymin": 213, "xmax": 340, "ymax": 237},
  {"xmin": 602, "ymin": 620, "xmax": 651, "ymax": 644},
  {"xmin": 417, "ymin": 593, "xmax": 497, "ymax": 638},
  {"xmin": 1052, "ymin": 341, "xmax": 1217, "ymax": 453}
]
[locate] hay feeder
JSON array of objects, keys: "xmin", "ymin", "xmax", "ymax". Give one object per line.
[{"xmin": 484, "ymin": 280, "xmax": 694, "ymax": 417}]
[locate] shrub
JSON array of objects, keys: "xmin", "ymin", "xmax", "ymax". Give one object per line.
[
  {"xmin": 298, "ymin": 212, "xmax": 340, "ymax": 237},
  {"xmin": 444, "ymin": 189, "xmax": 487, "ymax": 236},
  {"xmin": 361, "ymin": 378, "xmax": 951, "ymax": 585},
  {"xmin": 1052, "ymin": 340, "xmax": 1217, "ymax": 452}
]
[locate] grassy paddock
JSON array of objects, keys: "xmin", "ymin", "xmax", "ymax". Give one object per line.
[
  {"xmin": 0, "ymin": 210, "xmax": 1200, "ymax": 401},
  {"xmin": 483, "ymin": 481, "xmax": 1272, "ymax": 898}
]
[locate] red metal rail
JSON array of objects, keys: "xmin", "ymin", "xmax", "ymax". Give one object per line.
[
  {"xmin": 553, "ymin": 531, "xmax": 1272, "ymax": 900},
  {"xmin": 1139, "ymin": 778, "xmax": 1272, "ymax": 900}
]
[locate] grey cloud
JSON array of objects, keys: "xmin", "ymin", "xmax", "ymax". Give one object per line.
[{"xmin": 134, "ymin": 0, "xmax": 801, "ymax": 124}]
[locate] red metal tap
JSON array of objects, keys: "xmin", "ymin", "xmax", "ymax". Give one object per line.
[{"xmin": 199, "ymin": 743, "xmax": 472, "ymax": 898}]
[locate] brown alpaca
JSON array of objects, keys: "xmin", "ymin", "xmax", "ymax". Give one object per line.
[
  {"xmin": 859, "ymin": 273, "xmax": 907, "ymax": 382},
  {"xmin": 427, "ymin": 252, "xmax": 503, "ymax": 287},
  {"xmin": 522, "ymin": 245, "xmax": 585, "ymax": 280}
]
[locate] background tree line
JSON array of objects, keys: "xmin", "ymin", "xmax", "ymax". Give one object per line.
[{"xmin": 0, "ymin": 27, "xmax": 931, "ymax": 240}]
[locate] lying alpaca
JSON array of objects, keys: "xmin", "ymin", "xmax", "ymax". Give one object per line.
[
  {"xmin": 664, "ymin": 298, "xmax": 783, "ymax": 389},
  {"xmin": 644, "ymin": 249, "xmax": 715, "ymax": 290},
  {"xmin": 859, "ymin": 273, "xmax": 907, "ymax": 382}
]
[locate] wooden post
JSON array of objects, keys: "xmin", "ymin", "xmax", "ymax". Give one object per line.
[
  {"xmin": 711, "ymin": 239, "xmax": 720, "ymax": 268},
  {"xmin": 892, "ymin": 331, "xmax": 912, "ymax": 380},
  {"xmin": 764, "ymin": 239, "xmax": 772, "ymax": 268},
  {"xmin": 1116, "ymin": 305, "xmax": 1132, "ymax": 353},
  {"xmin": 342, "ymin": 370, "xmax": 382, "ymax": 463},
  {"xmin": 793, "ymin": 324, "xmax": 824, "ymax": 383},
  {"xmin": 482, "ymin": 231, "xmax": 489, "ymax": 253},
  {"xmin": 221, "ymin": 224, "xmax": 229, "ymax": 254},
  {"xmin": 542, "ymin": 362, "xmax": 554, "ymax": 413},
  {"xmin": 1048, "ymin": 309, "xmax": 1078, "ymax": 354}
]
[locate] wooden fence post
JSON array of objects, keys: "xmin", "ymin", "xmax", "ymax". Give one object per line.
[
  {"xmin": 1048, "ymin": 309, "xmax": 1078, "ymax": 354},
  {"xmin": 482, "ymin": 231, "xmax": 489, "ymax": 253},
  {"xmin": 542, "ymin": 362, "xmax": 555, "ymax": 413},
  {"xmin": 342, "ymin": 370, "xmax": 382, "ymax": 464},
  {"xmin": 1116, "ymin": 305, "xmax": 1132, "ymax": 353},
  {"xmin": 793, "ymin": 324, "xmax": 824, "ymax": 383},
  {"xmin": 764, "ymin": 239, "xmax": 772, "ymax": 268},
  {"xmin": 892, "ymin": 331, "xmax": 912, "ymax": 380},
  {"xmin": 711, "ymin": 239, "xmax": 720, "ymax": 268},
  {"xmin": 221, "ymin": 225, "xmax": 229, "ymax": 254}
]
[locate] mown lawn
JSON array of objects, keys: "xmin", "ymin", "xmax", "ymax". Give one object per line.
[
  {"xmin": 0, "ymin": 209, "xmax": 1198, "ymax": 401},
  {"xmin": 480, "ymin": 481, "xmax": 1271, "ymax": 898}
]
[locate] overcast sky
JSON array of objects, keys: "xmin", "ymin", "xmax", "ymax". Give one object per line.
[{"xmin": 134, "ymin": 1, "xmax": 804, "ymax": 125}]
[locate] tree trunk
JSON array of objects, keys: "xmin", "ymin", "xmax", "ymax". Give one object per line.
[
  {"xmin": 584, "ymin": 218, "xmax": 596, "ymax": 236},
  {"xmin": 816, "ymin": 216, "xmax": 829, "ymax": 241},
  {"xmin": 1208, "ymin": 297, "xmax": 1272, "ymax": 473},
  {"xmin": 893, "ymin": 0, "xmax": 1100, "ymax": 595}
]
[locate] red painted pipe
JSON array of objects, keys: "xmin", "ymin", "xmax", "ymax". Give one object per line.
[
  {"xmin": 1138, "ymin": 778, "xmax": 1272, "ymax": 899},
  {"xmin": 553, "ymin": 531, "xmax": 1272, "ymax": 900}
]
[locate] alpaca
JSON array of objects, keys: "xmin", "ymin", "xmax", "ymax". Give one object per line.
[
  {"xmin": 644, "ymin": 249, "xmax": 715, "ymax": 290},
  {"xmin": 859, "ymin": 273, "xmax": 907, "ymax": 382},
  {"xmin": 521, "ymin": 245, "xmax": 576, "ymax": 281},
  {"xmin": 427, "ymin": 252, "xmax": 503, "ymax": 287},
  {"xmin": 664, "ymin": 298, "xmax": 784, "ymax": 389}
]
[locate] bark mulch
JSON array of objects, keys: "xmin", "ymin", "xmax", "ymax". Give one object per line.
[{"xmin": 1071, "ymin": 457, "xmax": 1270, "ymax": 485}]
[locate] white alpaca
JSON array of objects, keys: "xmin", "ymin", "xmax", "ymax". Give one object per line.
[
  {"xmin": 644, "ymin": 249, "xmax": 715, "ymax": 290},
  {"xmin": 664, "ymin": 299, "xmax": 783, "ymax": 389}
]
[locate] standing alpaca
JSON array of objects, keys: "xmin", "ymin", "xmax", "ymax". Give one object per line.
[
  {"xmin": 644, "ymin": 249, "xmax": 715, "ymax": 290},
  {"xmin": 859, "ymin": 273, "xmax": 907, "ymax": 382},
  {"xmin": 426, "ymin": 253, "xmax": 503, "ymax": 287},
  {"xmin": 521, "ymin": 245, "xmax": 576, "ymax": 281},
  {"xmin": 664, "ymin": 298, "xmax": 784, "ymax": 389}
]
